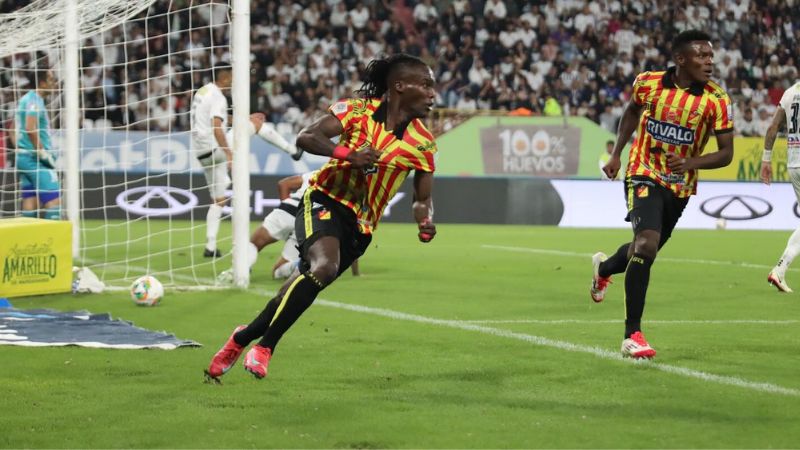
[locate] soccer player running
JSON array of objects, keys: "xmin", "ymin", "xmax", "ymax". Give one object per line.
[
  {"xmin": 15, "ymin": 72, "xmax": 60, "ymax": 220},
  {"xmin": 190, "ymin": 66, "xmax": 303, "ymax": 258},
  {"xmin": 590, "ymin": 30, "xmax": 734, "ymax": 358},
  {"xmin": 205, "ymin": 53, "xmax": 437, "ymax": 381},
  {"xmin": 761, "ymin": 80, "xmax": 800, "ymax": 292}
]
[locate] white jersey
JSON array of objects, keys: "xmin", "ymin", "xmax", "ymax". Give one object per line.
[
  {"xmin": 190, "ymin": 82, "xmax": 228, "ymax": 156},
  {"xmin": 282, "ymin": 171, "xmax": 314, "ymax": 209},
  {"xmin": 780, "ymin": 82, "xmax": 800, "ymax": 168}
]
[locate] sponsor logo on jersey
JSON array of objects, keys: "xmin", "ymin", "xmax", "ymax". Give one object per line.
[
  {"xmin": 645, "ymin": 117, "xmax": 695, "ymax": 146},
  {"xmin": 416, "ymin": 142, "xmax": 436, "ymax": 152}
]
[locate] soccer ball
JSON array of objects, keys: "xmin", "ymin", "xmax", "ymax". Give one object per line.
[{"xmin": 130, "ymin": 275, "xmax": 164, "ymax": 306}]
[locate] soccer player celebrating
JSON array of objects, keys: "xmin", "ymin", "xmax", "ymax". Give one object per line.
[
  {"xmin": 16, "ymin": 71, "xmax": 60, "ymax": 219},
  {"xmin": 205, "ymin": 54, "xmax": 438, "ymax": 381},
  {"xmin": 590, "ymin": 30, "xmax": 734, "ymax": 358},
  {"xmin": 761, "ymin": 80, "xmax": 800, "ymax": 292},
  {"xmin": 190, "ymin": 65, "xmax": 303, "ymax": 258}
]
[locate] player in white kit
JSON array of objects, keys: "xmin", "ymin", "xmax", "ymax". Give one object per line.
[
  {"xmin": 191, "ymin": 66, "xmax": 303, "ymax": 257},
  {"xmin": 218, "ymin": 170, "xmax": 360, "ymax": 283},
  {"xmin": 761, "ymin": 81, "xmax": 800, "ymax": 292}
]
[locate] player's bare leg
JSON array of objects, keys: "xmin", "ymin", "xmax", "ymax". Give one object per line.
[{"xmin": 204, "ymin": 196, "xmax": 226, "ymax": 257}]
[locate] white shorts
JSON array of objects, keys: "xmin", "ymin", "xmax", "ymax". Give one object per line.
[
  {"xmin": 198, "ymin": 148, "xmax": 230, "ymax": 199},
  {"xmin": 281, "ymin": 233, "xmax": 299, "ymax": 261},
  {"xmin": 262, "ymin": 208, "xmax": 295, "ymax": 241}
]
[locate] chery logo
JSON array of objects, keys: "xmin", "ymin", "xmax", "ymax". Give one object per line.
[
  {"xmin": 116, "ymin": 186, "xmax": 198, "ymax": 217},
  {"xmin": 700, "ymin": 195, "xmax": 772, "ymax": 220}
]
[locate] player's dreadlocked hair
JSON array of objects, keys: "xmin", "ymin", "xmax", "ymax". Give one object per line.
[
  {"xmin": 355, "ymin": 53, "xmax": 427, "ymax": 98},
  {"xmin": 671, "ymin": 30, "xmax": 712, "ymax": 55}
]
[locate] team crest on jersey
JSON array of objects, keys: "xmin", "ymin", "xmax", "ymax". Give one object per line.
[
  {"xmin": 351, "ymin": 99, "xmax": 368, "ymax": 116},
  {"xmin": 636, "ymin": 185, "xmax": 649, "ymax": 198},
  {"xmin": 318, "ymin": 209, "xmax": 331, "ymax": 220},
  {"xmin": 646, "ymin": 117, "xmax": 695, "ymax": 146}
]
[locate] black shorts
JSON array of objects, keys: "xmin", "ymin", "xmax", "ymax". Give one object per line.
[
  {"xmin": 295, "ymin": 190, "xmax": 371, "ymax": 276},
  {"xmin": 624, "ymin": 176, "xmax": 689, "ymax": 248}
]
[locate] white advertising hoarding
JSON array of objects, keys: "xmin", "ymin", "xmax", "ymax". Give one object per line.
[{"xmin": 552, "ymin": 180, "xmax": 798, "ymax": 231}]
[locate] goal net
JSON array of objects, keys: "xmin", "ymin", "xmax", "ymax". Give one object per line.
[{"xmin": 0, "ymin": 0, "xmax": 255, "ymax": 290}]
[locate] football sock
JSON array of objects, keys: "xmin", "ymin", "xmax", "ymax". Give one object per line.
[
  {"xmin": 599, "ymin": 243, "xmax": 631, "ymax": 278},
  {"xmin": 247, "ymin": 242, "xmax": 259, "ymax": 270},
  {"xmin": 21, "ymin": 209, "xmax": 37, "ymax": 218},
  {"xmin": 624, "ymin": 253, "xmax": 653, "ymax": 338},
  {"xmin": 234, "ymin": 296, "xmax": 281, "ymax": 346},
  {"xmin": 206, "ymin": 204, "xmax": 223, "ymax": 251},
  {"xmin": 44, "ymin": 206, "xmax": 61, "ymax": 220},
  {"xmin": 258, "ymin": 272, "xmax": 325, "ymax": 351},
  {"xmin": 257, "ymin": 121, "xmax": 295, "ymax": 155},
  {"xmin": 775, "ymin": 226, "xmax": 800, "ymax": 274}
]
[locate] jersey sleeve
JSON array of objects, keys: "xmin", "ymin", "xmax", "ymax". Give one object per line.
[
  {"xmin": 709, "ymin": 89, "xmax": 734, "ymax": 133},
  {"xmin": 401, "ymin": 121, "xmax": 437, "ymax": 173},
  {"xmin": 209, "ymin": 92, "xmax": 227, "ymax": 121},
  {"xmin": 631, "ymin": 72, "xmax": 651, "ymax": 106},
  {"xmin": 779, "ymin": 86, "xmax": 795, "ymax": 111},
  {"xmin": 328, "ymin": 98, "xmax": 363, "ymax": 132}
]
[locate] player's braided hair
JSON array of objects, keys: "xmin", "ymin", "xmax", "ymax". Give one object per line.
[{"xmin": 356, "ymin": 53, "xmax": 427, "ymax": 98}]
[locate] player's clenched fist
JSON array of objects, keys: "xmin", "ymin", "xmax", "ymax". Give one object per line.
[
  {"xmin": 347, "ymin": 147, "xmax": 380, "ymax": 170},
  {"xmin": 418, "ymin": 217, "xmax": 436, "ymax": 242}
]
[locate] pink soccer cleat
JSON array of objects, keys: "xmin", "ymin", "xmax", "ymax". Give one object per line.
[
  {"xmin": 205, "ymin": 325, "xmax": 247, "ymax": 382},
  {"xmin": 243, "ymin": 345, "xmax": 272, "ymax": 379}
]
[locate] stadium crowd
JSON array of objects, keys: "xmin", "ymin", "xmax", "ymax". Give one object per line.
[{"xmin": 2, "ymin": 0, "xmax": 799, "ymax": 136}]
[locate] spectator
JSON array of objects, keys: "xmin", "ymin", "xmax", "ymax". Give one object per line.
[
  {"xmin": 737, "ymin": 107, "xmax": 759, "ymax": 137},
  {"xmin": 413, "ymin": 0, "xmax": 437, "ymax": 24}
]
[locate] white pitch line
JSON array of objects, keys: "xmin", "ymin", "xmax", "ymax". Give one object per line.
[
  {"xmin": 481, "ymin": 244, "xmax": 798, "ymax": 272},
  {"xmin": 313, "ymin": 299, "xmax": 800, "ymax": 398},
  {"xmin": 461, "ymin": 319, "xmax": 800, "ymax": 325},
  {"xmin": 89, "ymin": 261, "xmax": 800, "ymax": 398}
]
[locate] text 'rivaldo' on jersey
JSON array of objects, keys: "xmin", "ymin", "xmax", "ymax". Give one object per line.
[
  {"xmin": 627, "ymin": 67, "xmax": 734, "ymax": 197},
  {"xmin": 310, "ymin": 98, "xmax": 437, "ymax": 234}
]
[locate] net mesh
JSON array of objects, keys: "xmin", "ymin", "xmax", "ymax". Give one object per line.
[{"xmin": 0, "ymin": 0, "xmax": 238, "ymax": 289}]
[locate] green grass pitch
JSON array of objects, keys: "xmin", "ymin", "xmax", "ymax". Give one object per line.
[{"xmin": 2, "ymin": 222, "xmax": 800, "ymax": 448}]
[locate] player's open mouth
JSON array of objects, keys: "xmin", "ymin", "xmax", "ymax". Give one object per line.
[{"xmin": 426, "ymin": 103, "xmax": 434, "ymax": 110}]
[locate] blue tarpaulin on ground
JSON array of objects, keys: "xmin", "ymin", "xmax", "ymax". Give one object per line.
[{"xmin": 0, "ymin": 308, "xmax": 200, "ymax": 349}]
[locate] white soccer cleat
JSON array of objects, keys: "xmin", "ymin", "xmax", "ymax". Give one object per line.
[
  {"xmin": 621, "ymin": 331, "xmax": 656, "ymax": 359},
  {"xmin": 590, "ymin": 252, "xmax": 611, "ymax": 303},
  {"xmin": 767, "ymin": 269, "xmax": 792, "ymax": 293}
]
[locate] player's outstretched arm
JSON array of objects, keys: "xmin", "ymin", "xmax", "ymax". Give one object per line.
[
  {"xmin": 296, "ymin": 114, "xmax": 378, "ymax": 169},
  {"xmin": 413, "ymin": 171, "xmax": 436, "ymax": 243},
  {"xmin": 760, "ymin": 107, "xmax": 786, "ymax": 185},
  {"xmin": 605, "ymin": 99, "xmax": 643, "ymax": 180}
]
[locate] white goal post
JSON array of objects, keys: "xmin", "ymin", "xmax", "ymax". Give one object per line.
[{"xmin": 0, "ymin": 0, "xmax": 254, "ymax": 289}]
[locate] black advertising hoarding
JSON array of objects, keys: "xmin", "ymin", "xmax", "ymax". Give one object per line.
[{"xmin": 76, "ymin": 173, "xmax": 565, "ymax": 225}]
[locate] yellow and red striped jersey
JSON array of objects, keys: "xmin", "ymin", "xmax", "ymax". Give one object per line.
[
  {"xmin": 627, "ymin": 67, "xmax": 733, "ymax": 197},
  {"xmin": 310, "ymin": 97, "xmax": 437, "ymax": 234}
]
